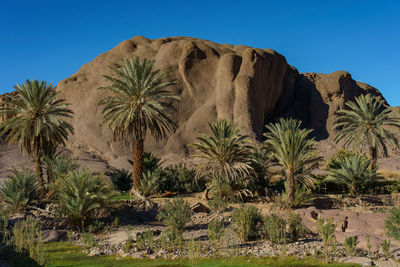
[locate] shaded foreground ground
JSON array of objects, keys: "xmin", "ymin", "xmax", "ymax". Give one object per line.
[{"xmin": 0, "ymin": 242, "xmax": 358, "ymax": 267}]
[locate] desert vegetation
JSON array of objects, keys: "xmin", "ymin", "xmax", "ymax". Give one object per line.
[{"xmin": 0, "ymin": 59, "xmax": 400, "ymax": 267}]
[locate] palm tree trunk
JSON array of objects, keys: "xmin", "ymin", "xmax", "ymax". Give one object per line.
[
  {"xmin": 287, "ymin": 170, "xmax": 295, "ymax": 207},
  {"xmin": 35, "ymin": 156, "xmax": 45, "ymax": 194},
  {"xmin": 132, "ymin": 138, "xmax": 144, "ymax": 192},
  {"xmin": 369, "ymin": 145, "xmax": 377, "ymax": 171}
]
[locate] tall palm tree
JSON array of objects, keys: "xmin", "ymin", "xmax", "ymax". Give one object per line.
[
  {"xmin": 98, "ymin": 57, "xmax": 179, "ymax": 192},
  {"xmin": 0, "ymin": 80, "xmax": 74, "ymax": 193},
  {"xmin": 190, "ymin": 119, "xmax": 254, "ymax": 200},
  {"xmin": 334, "ymin": 93, "xmax": 400, "ymax": 170},
  {"xmin": 263, "ymin": 118, "xmax": 322, "ymax": 207},
  {"xmin": 325, "ymin": 154, "xmax": 376, "ymax": 196}
]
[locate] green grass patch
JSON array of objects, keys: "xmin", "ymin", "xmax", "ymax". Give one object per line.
[
  {"xmin": 0, "ymin": 242, "xmax": 361, "ymax": 267},
  {"xmin": 110, "ymin": 192, "xmax": 134, "ymax": 201}
]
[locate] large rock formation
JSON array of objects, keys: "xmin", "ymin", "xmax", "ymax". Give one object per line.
[{"xmin": 6, "ymin": 36, "xmax": 387, "ymax": 167}]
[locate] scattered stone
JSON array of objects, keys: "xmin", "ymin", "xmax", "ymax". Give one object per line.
[
  {"xmin": 376, "ymin": 259, "xmax": 400, "ymax": 267},
  {"xmin": 340, "ymin": 256, "xmax": 373, "ymax": 266},
  {"xmin": 191, "ymin": 202, "xmax": 210, "ymax": 213},
  {"xmin": 88, "ymin": 247, "xmax": 101, "ymax": 256}
]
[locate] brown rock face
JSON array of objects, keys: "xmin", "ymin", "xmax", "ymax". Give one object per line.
[{"xmin": 41, "ymin": 36, "xmax": 386, "ymax": 164}]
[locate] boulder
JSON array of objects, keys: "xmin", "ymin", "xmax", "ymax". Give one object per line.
[
  {"xmin": 376, "ymin": 259, "xmax": 400, "ymax": 267},
  {"xmin": 42, "ymin": 230, "xmax": 67, "ymax": 243},
  {"xmin": 191, "ymin": 202, "xmax": 210, "ymax": 213},
  {"xmin": 339, "ymin": 256, "xmax": 373, "ymax": 266}
]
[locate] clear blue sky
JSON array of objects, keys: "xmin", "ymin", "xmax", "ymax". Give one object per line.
[{"xmin": 1, "ymin": 0, "xmax": 399, "ymax": 105}]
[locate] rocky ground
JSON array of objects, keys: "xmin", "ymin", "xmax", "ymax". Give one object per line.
[{"xmin": 18, "ymin": 193, "xmax": 397, "ymax": 267}]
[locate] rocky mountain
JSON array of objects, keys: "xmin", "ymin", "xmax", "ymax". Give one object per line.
[{"xmin": 0, "ymin": 36, "xmax": 387, "ymax": 169}]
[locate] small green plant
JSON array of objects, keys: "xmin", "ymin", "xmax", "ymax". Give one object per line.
[
  {"xmin": 287, "ymin": 212, "xmax": 308, "ymax": 242},
  {"xmin": 67, "ymin": 230, "xmax": 74, "ymax": 244},
  {"xmin": 343, "ymin": 235, "xmax": 358, "ymax": 256},
  {"xmin": 124, "ymin": 232, "xmax": 134, "ymax": 252},
  {"xmin": 366, "ymin": 234, "xmax": 371, "ymax": 252},
  {"xmin": 207, "ymin": 219, "xmax": 225, "ymax": 247},
  {"xmin": 208, "ymin": 195, "xmax": 228, "ymax": 213},
  {"xmin": 140, "ymin": 170, "xmax": 161, "ymax": 196},
  {"xmin": 44, "ymin": 154, "xmax": 78, "ymax": 181},
  {"xmin": 385, "ymin": 207, "xmax": 400, "ymax": 240},
  {"xmin": 274, "ymin": 184, "xmax": 315, "ymax": 209},
  {"xmin": 57, "ymin": 169, "xmax": 114, "ymax": 228},
  {"xmin": 188, "ymin": 238, "xmax": 201, "ymax": 265},
  {"xmin": 109, "ymin": 169, "xmax": 132, "ymax": 192},
  {"xmin": 0, "ymin": 168, "xmax": 39, "ymax": 212},
  {"xmin": 231, "ymin": 205, "xmax": 262, "ymax": 242},
  {"xmin": 12, "ymin": 216, "xmax": 45, "ymax": 265},
  {"xmin": 81, "ymin": 232, "xmax": 96, "ymax": 248},
  {"xmin": 136, "ymin": 229, "xmax": 154, "ymax": 251},
  {"xmin": 317, "ymin": 218, "xmax": 337, "ymax": 261},
  {"xmin": 381, "ymin": 239, "xmax": 391, "ymax": 259},
  {"xmin": 157, "ymin": 198, "xmax": 192, "ymax": 243},
  {"xmin": 88, "ymin": 220, "xmax": 105, "ymax": 233},
  {"xmin": 263, "ymin": 213, "xmax": 286, "ymax": 245},
  {"xmin": 0, "ymin": 208, "xmax": 9, "ymax": 245}
]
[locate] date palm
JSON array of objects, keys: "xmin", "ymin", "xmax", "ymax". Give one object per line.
[
  {"xmin": 264, "ymin": 118, "xmax": 321, "ymax": 208},
  {"xmin": 0, "ymin": 80, "xmax": 73, "ymax": 194},
  {"xmin": 190, "ymin": 119, "xmax": 254, "ymax": 200},
  {"xmin": 325, "ymin": 154, "xmax": 376, "ymax": 196},
  {"xmin": 98, "ymin": 57, "xmax": 179, "ymax": 192},
  {"xmin": 334, "ymin": 93, "xmax": 400, "ymax": 170}
]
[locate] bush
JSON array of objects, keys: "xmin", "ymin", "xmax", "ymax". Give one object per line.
[
  {"xmin": 287, "ymin": 212, "xmax": 308, "ymax": 242},
  {"xmin": 207, "ymin": 219, "xmax": 225, "ymax": 247},
  {"xmin": 208, "ymin": 195, "xmax": 229, "ymax": 213},
  {"xmin": 385, "ymin": 207, "xmax": 400, "ymax": 241},
  {"xmin": 274, "ymin": 184, "xmax": 314, "ymax": 209},
  {"xmin": 140, "ymin": 169, "xmax": 162, "ymax": 197},
  {"xmin": 263, "ymin": 214, "xmax": 286, "ymax": 245},
  {"xmin": 343, "ymin": 235, "xmax": 358, "ymax": 256},
  {"xmin": 325, "ymin": 153, "xmax": 376, "ymax": 195},
  {"xmin": 160, "ymin": 164, "xmax": 204, "ymax": 194},
  {"xmin": 57, "ymin": 169, "xmax": 114, "ymax": 228},
  {"xmin": 156, "ymin": 198, "xmax": 192, "ymax": 243},
  {"xmin": 381, "ymin": 239, "xmax": 391, "ymax": 258},
  {"xmin": 0, "ymin": 168, "xmax": 39, "ymax": 212},
  {"xmin": 110, "ymin": 169, "xmax": 132, "ymax": 192},
  {"xmin": 231, "ymin": 205, "xmax": 262, "ymax": 242},
  {"xmin": 12, "ymin": 216, "xmax": 45, "ymax": 265},
  {"xmin": 0, "ymin": 208, "xmax": 9, "ymax": 245},
  {"xmin": 317, "ymin": 218, "xmax": 337, "ymax": 260},
  {"xmin": 45, "ymin": 154, "xmax": 78, "ymax": 181}
]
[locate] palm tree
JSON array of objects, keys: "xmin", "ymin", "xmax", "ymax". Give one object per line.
[
  {"xmin": 190, "ymin": 119, "xmax": 254, "ymax": 200},
  {"xmin": 98, "ymin": 57, "xmax": 179, "ymax": 192},
  {"xmin": 325, "ymin": 154, "xmax": 376, "ymax": 195},
  {"xmin": 334, "ymin": 93, "xmax": 400, "ymax": 170},
  {"xmin": 0, "ymin": 80, "xmax": 74, "ymax": 193},
  {"xmin": 263, "ymin": 118, "xmax": 322, "ymax": 207}
]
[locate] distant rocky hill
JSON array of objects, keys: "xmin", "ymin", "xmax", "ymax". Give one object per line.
[{"xmin": 0, "ymin": 36, "xmax": 388, "ymax": 169}]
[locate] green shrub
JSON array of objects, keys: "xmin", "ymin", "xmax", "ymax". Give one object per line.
[
  {"xmin": 274, "ymin": 184, "xmax": 314, "ymax": 209},
  {"xmin": 0, "ymin": 168, "xmax": 39, "ymax": 212},
  {"xmin": 208, "ymin": 195, "xmax": 229, "ymax": 213},
  {"xmin": 343, "ymin": 235, "xmax": 358, "ymax": 256},
  {"xmin": 287, "ymin": 212, "xmax": 308, "ymax": 242},
  {"xmin": 140, "ymin": 169, "xmax": 162, "ymax": 197},
  {"xmin": 109, "ymin": 169, "xmax": 132, "ymax": 192},
  {"xmin": 143, "ymin": 152, "xmax": 162, "ymax": 172},
  {"xmin": 263, "ymin": 214, "xmax": 286, "ymax": 245},
  {"xmin": 81, "ymin": 232, "xmax": 96, "ymax": 248},
  {"xmin": 231, "ymin": 205, "xmax": 262, "ymax": 242},
  {"xmin": 317, "ymin": 218, "xmax": 337, "ymax": 260},
  {"xmin": 45, "ymin": 154, "xmax": 78, "ymax": 181},
  {"xmin": 12, "ymin": 216, "xmax": 45, "ymax": 265},
  {"xmin": 381, "ymin": 239, "xmax": 391, "ymax": 258},
  {"xmin": 207, "ymin": 219, "xmax": 225, "ymax": 247},
  {"xmin": 160, "ymin": 164, "xmax": 204, "ymax": 194},
  {"xmin": 157, "ymin": 198, "xmax": 192, "ymax": 243},
  {"xmin": 385, "ymin": 207, "xmax": 400, "ymax": 241},
  {"xmin": 136, "ymin": 229, "xmax": 154, "ymax": 250},
  {"xmin": 57, "ymin": 169, "xmax": 114, "ymax": 228},
  {"xmin": 0, "ymin": 208, "xmax": 9, "ymax": 245},
  {"xmin": 325, "ymin": 153, "xmax": 376, "ymax": 195}
]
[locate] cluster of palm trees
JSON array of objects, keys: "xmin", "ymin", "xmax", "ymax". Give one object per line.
[{"xmin": 1, "ymin": 56, "xmax": 399, "ymax": 207}]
